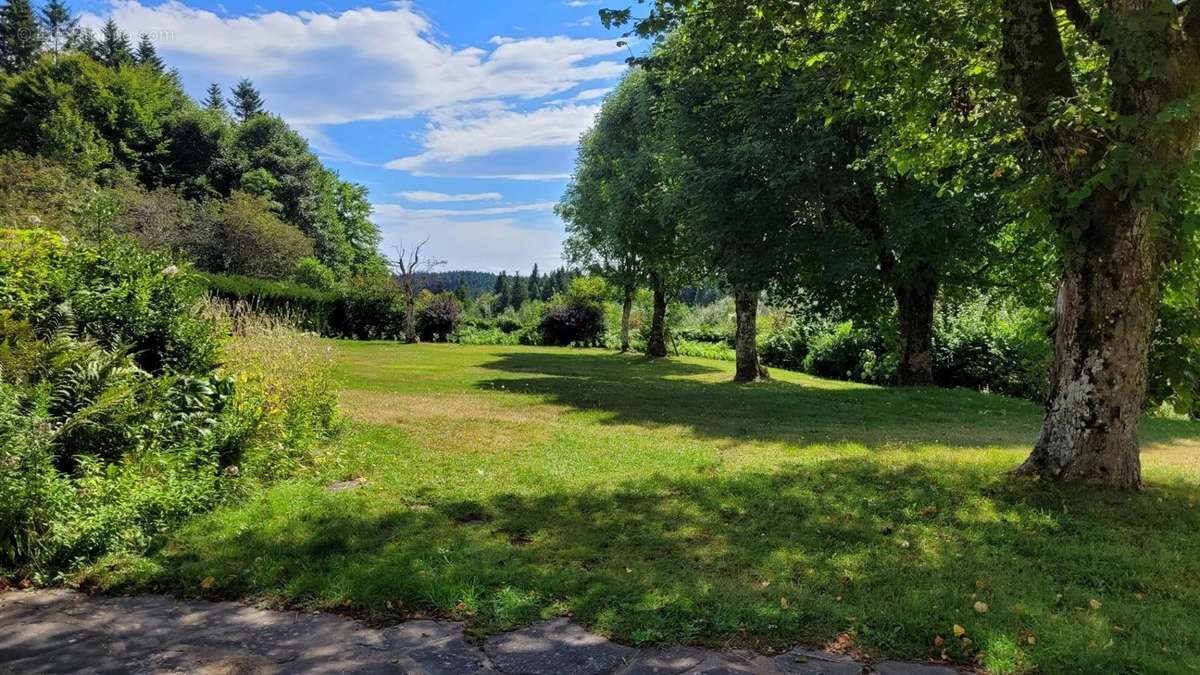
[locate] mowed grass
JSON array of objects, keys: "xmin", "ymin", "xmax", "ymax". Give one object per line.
[{"xmin": 88, "ymin": 343, "xmax": 1200, "ymax": 673}]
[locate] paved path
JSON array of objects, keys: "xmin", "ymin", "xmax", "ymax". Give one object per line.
[{"xmin": 1, "ymin": 590, "xmax": 961, "ymax": 675}]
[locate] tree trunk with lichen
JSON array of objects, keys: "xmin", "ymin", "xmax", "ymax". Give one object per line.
[
  {"xmin": 1017, "ymin": 199, "xmax": 1160, "ymax": 489},
  {"xmin": 647, "ymin": 272, "xmax": 668, "ymax": 358},
  {"xmin": 733, "ymin": 287, "xmax": 768, "ymax": 382},
  {"xmin": 1002, "ymin": 0, "xmax": 1200, "ymax": 488}
]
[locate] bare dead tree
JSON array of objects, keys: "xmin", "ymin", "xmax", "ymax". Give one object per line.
[{"xmin": 389, "ymin": 239, "xmax": 445, "ymax": 343}]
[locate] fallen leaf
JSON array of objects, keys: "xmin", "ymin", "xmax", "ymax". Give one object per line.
[
  {"xmin": 760, "ymin": 580, "xmax": 771, "ymax": 588},
  {"xmin": 974, "ymin": 601, "xmax": 989, "ymax": 614},
  {"xmin": 200, "ymin": 577, "xmax": 215, "ymax": 590},
  {"xmin": 953, "ymin": 624, "xmax": 967, "ymax": 638},
  {"xmin": 1027, "ymin": 635, "xmax": 1037, "ymax": 645},
  {"xmin": 780, "ymin": 597, "xmax": 790, "ymax": 609},
  {"xmin": 934, "ymin": 635, "xmax": 945, "ymax": 647},
  {"xmin": 1089, "ymin": 599, "xmax": 1102, "ymax": 610}
]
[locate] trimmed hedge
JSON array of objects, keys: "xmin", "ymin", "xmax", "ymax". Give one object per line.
[{"xmin": 202, "ymin": 273, "xmax": 337, "ymax": 333}]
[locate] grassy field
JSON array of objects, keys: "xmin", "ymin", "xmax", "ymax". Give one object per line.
[{"xmin": 89, "ymin": 343, "xmax": 1200, "ymax": 673}]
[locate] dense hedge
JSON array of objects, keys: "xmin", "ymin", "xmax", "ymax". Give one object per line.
[{"xmin": 202, "ymin": 273, "xmax": 337, "ymax": 332}]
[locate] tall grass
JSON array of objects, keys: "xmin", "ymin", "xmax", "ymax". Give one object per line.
[{"xmin": 202, "ymin": 298, "xmax": 340, "ymax": 484}]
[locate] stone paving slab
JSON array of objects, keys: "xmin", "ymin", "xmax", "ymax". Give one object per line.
[{"xmin": 0, "ymin": 590, "xmax": 965, "ymax": 675}]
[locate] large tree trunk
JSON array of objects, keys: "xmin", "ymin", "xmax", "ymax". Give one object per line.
[
  {"xmin": 1000, "ymin": 0, "xmax": 1200, "ymax": 489},
  {"xmin": 894, "ymin": 278, "xmax": 937, "ymax": 387},
  {"xmin": 1017, "ymin": 201, "xmax": 1161, "ymax": 489},
  {"xmin": 620, "ymin": 284, "xmax": 634, "ymax": 353},
  {"xmin": 733, "ymin": 288, "xmax": 769, "ymax": 382},
  {"xmin": 646, "ymin": 273, "xmax": 668, "ymax": 358}
]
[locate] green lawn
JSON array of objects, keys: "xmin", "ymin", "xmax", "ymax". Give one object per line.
[{"xmin": 89, "ymin": 343, "xmax": 1200, "ymax": 673}]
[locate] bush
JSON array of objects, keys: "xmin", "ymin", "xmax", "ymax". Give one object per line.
[
  {"xmin": 457, "ymin": 326, "xmax": 522, "ymax": 346},
  {"xmin": 0, "ymin": 230, "xmax": 222, "ymax": 375},
  {"xmin": 332, "ymin": 275, "xmax": 405, "ymax": 340},
  {"xmin": 212, "ymin": 192, "xmax": 314, "ymax": 280},
  {"xmin": 760, "ymin": 319, "xmax": 811, "ymax": 371},
  {"xmin": 674, "ymin": 339, "xmax": 736, "ymax": 361},
  {"xmin": 291, "ymin": 257, "xmax": 337, "ymax": 291},
  {"xmin": 0, "ymin": 229, "xmax": 68, "ymax": 325},
  {"xmin": 541, "ymin": 290, "xmax": 606, "ymax": 348},
  {"xmin": 804, "ymin": 321, "xmax": 880, "ymax": 380},
  {"xmin": 63, "ymin": 236, "xmax": 222, "ymax": 374},
  {"xmin": 417, "ymin": 293, "xmax": 462, "ymax": 343},
  {"xmin": 932, "ymin": 300, "xmax": 1051, "ymax": 400},
  {"xmin": 0, "ymin": 234, "xmax": 338, "ymax": 580},
  {"xmin": 112, "ymin": 188, "xmax": 211, "ymax": 259},
  {"xmin": 0, "ymin": 152, "xmax": 106, "ymax": 234}
]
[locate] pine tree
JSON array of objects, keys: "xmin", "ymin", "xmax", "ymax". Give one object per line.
[
  {"xmin": 65, "ymin": 24, "xmax": 94, "ymax": 55},
  {"xmin": 39, "ymin": 0, "xmax": 76, "ymax": 58},
  {"xmin": 0, "ymin": 0, "xmax": 45, "ymax": 74},
  {"xmin": 528, "ymin": 263, "xmax": 541, "ymax": 301},
  {"xmin": 511, "ymin": 271, "xmax": 529, "ymax": 310},
  {"xmin": 493, "ymin": 271, "xmax": 509, "ymax": 313},
  {"xmin": 454, "ymin": 276, "xmax": 470, "ymax": 305},
  {"xmin": 135, "ymin": 33, "xmax": 163, "ymax": 70},
  {"xmin": 95, "ymin": 18, "xmax": 132, "ymax": 68},
  {"xmin": 203, "ymin": 83, "xmax": 226, "ymax": 113},
  {"xmin": 229, "ymin": 78, "xmax": 265, "ymax": 121}
]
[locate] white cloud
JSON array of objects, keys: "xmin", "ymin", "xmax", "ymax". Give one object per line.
[
  {"xmin": 402, "ymin": 202, "xmax": 558, "ymax": 217},
  {"xmin": 84, "ymin": 1, "xmax": 625, "ymax": 127},
  {"xmin": 398, "ymin": 191, "xmax": 504, "ymax": 203},
  {"xmin": 385, "ymin": 104, "xmax": 600, "ymax": 174},
  {"xmin": 373, "ymin": 203, "xmax": 564, "ymax": 272},
  {"xmin": 570, "ymin": 87, "xmax": 611, "ymax": 102}
]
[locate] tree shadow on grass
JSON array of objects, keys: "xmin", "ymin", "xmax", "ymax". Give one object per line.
[
  {"xmin": 475, "ymin": 351, "xmax": 1044, "ymax": 451},
  {"xmin": 136, "ymin": 459, "xmax": 1200, "ymax": 673},
  {"xmin": 474, "ymin": 350, "xmax": 1200, "ymax": 456}
]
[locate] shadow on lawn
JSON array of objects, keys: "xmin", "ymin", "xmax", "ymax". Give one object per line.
[
  {"xmin": 473, "ymin": 350, "xmax": 1200, "ymax": 452},
  {"xmin": 145, "ymin": 459, "xmax": 1200, "ymax": 672},
  {"xmin": 475, "ymin": 350, "xmax": 1043, "ymax": 451}
]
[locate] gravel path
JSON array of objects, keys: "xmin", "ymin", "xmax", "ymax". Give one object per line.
[{"xmin": 1, "ymin": 589, "xmax": 962, "ymax": 674}]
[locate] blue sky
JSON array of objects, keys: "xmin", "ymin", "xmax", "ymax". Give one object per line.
[{"xmin": 73, "ymin": 0, "xmax": 632, "ymax": 273}]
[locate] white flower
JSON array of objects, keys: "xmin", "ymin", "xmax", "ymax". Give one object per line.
[{"xmin": 161, "ymin": 265, "xmax": 180, "ymax": 276}]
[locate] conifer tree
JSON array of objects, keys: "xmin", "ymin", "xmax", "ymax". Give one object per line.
[
  {"xmin": 95, "ymin": 18, "xmax": 132, "ymax": 68},
  {"xmin": 39, "ymin": 0, "xmax": 75, "ymax": 58},
  {"xmin": 229, "ymin": 78, "xmax": 265, "ymax": 121},
  {"xmin": 511, "ymin": 270, "xmax": 529, "ymax": 310},
  {"xmin": 135, "ymin": 33, "xmax": 163, "ymax": 70},
  {"xmin": 454, "ymin": 276, "xmax": 470, "ymax": 305},
  {"xmin": 203, "ymin": 83, "xmax": 226, "ymax": 113},
  {"xmin": 0, "ymin": 0, "xmax": 45, "ymax": 73}
]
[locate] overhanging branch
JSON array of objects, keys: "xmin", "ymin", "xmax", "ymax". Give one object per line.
[{"xmin": 1052, "ymin": 0, "xmax": 1101, "ymax": 42}]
